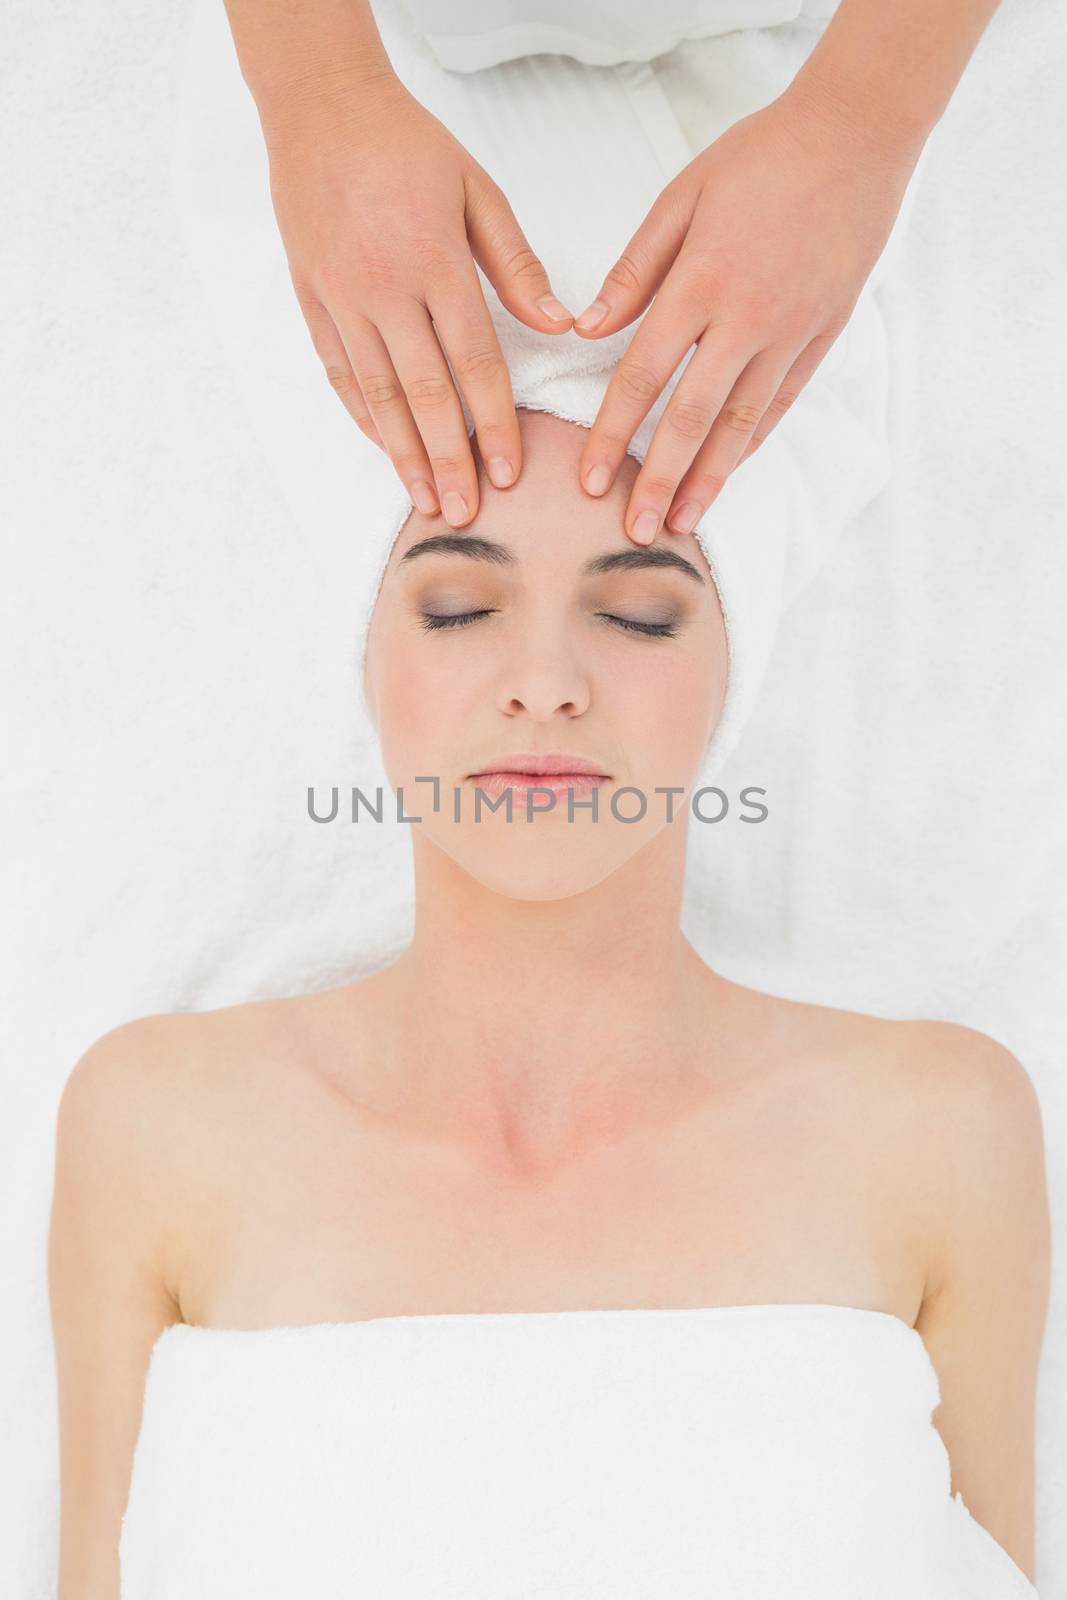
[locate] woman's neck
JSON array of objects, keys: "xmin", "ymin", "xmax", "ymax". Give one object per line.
[{"xmin": 364, "ymin": 826, "xmax": 739, "ymax": 1171}]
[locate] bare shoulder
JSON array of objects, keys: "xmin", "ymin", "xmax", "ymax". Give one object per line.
[
  {"xmin": 61, "ymin": 1007, "xmax": 217, "ymax": 1123},
  {"xmin": 61, "ymin": 987, "xmax": 334, "ymax": 1142},
  {"xmin": 56, "ymin": 994, "xmax": 323, "ymax": 1291},
  {"xmin": 51, "ymin": 1009, "xmax": 234, "ymax": 1598},
  {"xmin": 769, "ymin": 995, "xmax": 1045, "ymax": 1160},
  {"xmin": 871, "ymin": 1018, "xmax": 1049, "ymax": 1276},
  {"xmin": 59, "ymin": 1007, "xmax": 242, "ymax": 1205},
  {"xmin": 883, "ymin": 1016, "xmax": 1045, "ymax": 1130},
  {"xmin": 776, "ymin": 1000, "xmax": 1049, "ymax": 1562},
  {"xmin": 818, "ymin": 1008, "xmax": 1049, "ymax": 1291},
  {"xmin": 884, "ymin": 1017, "xmax": 1051, "ymax": 1304},
  {"xmin": 63, "ymin": 990, "xmax": 312, "ymax": 1094},
  {"xmin": 884, "ymin": 1019, "xmax": 1049, "ymax": 1571},
  {"xmin": 50, "ymin": 992, "xmax": 349, "ymax": 1593},
  {"xmin": 57, "ymin": 1010, "xmax": 211, "ymax": 1236},
  {"xmin": 819, "ymin": 1012, "xmax": 1049, "ymax": 1573},
  {"xmin": 56, "ymin": 1011, "xmax": 217, "ymax": 1328},
  {"xmin": 745, "ymin": 990, "xmax": 1049, "ymax": 1317}
]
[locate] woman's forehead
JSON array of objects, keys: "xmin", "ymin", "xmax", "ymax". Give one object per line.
[{"xmin": 382, "ymin": 407, "xmax": 716, "ymax": 586}]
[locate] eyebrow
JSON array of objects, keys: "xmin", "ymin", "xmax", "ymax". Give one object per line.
[{"xmin": 398, "ymin": 532, "xmax": 706, "ymax": 585}]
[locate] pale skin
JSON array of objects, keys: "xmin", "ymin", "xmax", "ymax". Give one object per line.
[
  {"xmin": 221, "ymin": 0, "xmax": 1003, "ymax": 540},
  {"xmin": 50, "ymin": 413, "xmax": 1049, "ymax": 1596}
]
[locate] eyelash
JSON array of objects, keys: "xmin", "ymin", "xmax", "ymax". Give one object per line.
[{"xmin": 419, "ymin": 610, "xmax": 678, "ymax": 639}]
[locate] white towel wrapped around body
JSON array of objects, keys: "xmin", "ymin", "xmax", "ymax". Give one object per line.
[{"xmin": 117, "ymin": 1304, "xmax": 1039, "ymax": 1597}]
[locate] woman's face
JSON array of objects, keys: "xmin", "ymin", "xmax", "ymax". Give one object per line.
[{"xmin": 364, "ymin": 410, "xmax": 727, "ymax": 899}]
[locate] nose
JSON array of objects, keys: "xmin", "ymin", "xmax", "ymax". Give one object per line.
[{"xmin": 494, "ymin": 629, "xmax": 592, "ymax": 722}]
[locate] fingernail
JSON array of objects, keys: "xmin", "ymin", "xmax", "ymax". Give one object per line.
[
  {"xmin": 536, "ymin": 294, "xmax": 574, "ymax": 323},
  {"xmin": 630, "ymin": 510, "xmax": 660, "ymax": 544},
  {"xmin": 584, "ymin": 464, "xmax": 612, "ymax": 496},
  {"xmin": 488, "ymin": 455, "xmax": 515, "ymax": 488},
  {"xmin": 442, "ymin": 490, "xmax": 470, "ymax": 526},
  {"xmin": 411, "ymin": 480, "xmax": 439, "ymax": 516},
  {"xmin": 576, "ymin": 298, "xmax": 609, "ymax": 332},
  {"xmin": 668, "ymin": 501, "xmax": 702, "ymax": 535}
]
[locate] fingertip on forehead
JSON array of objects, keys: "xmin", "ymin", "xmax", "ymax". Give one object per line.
[{"xmin": 391, "ymin": 408, "xmax": 648, "ymax": 568}]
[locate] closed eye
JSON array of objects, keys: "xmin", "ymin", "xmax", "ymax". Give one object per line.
[
  {"xmin": 603, "ymin": 614, "xmax": 678, "ymax": 639},
  {"xmin": 419, "ymin": 609, "xmax": 498, "ymax": 632},
  {"xmin": 419, "ymin": 610, "xmax": 677, "ymax": 639}
]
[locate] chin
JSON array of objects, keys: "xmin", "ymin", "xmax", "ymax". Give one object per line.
[{"xmin": 417, "ymin": 804, "xmax": 676, "ymax": 901}]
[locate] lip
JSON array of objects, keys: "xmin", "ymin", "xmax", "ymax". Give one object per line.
[{"xmin": 469, "ymin": 752, "xmax": 609, "ymax": 778}]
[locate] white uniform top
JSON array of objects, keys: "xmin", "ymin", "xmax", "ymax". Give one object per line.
[{"xmin": 391, "ymin": 0, "xmax": 840, "ymax": 71}]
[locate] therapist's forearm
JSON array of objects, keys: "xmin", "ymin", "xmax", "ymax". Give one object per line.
[
  {"xmin": 222, "ymin": 0, "xmax": 395, "ymax": 115},
  {"xmin": 789, "ymin": 0, "xmax": 1003, "ymax": 155}
]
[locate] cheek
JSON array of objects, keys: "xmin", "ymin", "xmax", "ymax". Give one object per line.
[
  {"xmin": 373, "ymin": 634, "xmax": 473, "ymax": 775},
  {"xmin": 625, "ymin": 633, "xmax": 726, "ymax": 775},
  {"xmin": 378, "ymin": 657, "xmax": 427, "ymax": 763}
]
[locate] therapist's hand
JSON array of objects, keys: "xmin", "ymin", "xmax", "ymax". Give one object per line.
[
  {"xmin": 573, "ymin": 83, "xmax": 921, "ymax": 543},
  {"xmin": 260, "ymin": 72, "xmax": 575, "ymax": 525}
]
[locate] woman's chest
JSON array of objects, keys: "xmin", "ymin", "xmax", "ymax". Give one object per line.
[{"xmin": 177, "ymin": 1054, "xmax": 918, "ymax": 1330}]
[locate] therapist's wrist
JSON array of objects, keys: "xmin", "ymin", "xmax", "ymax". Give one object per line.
[
  {"xmin": 780, "ymin": 67, "xmax": 930, "ymax": 180},
  {"xmin": 253, "ymin": 54, "xmax": 402, "ymax": 142},
  {"xmin": 784, "ymin": 9, "xmax": 943, "ymax": 174},
  {"xmin": 224, "ymin": 0, "xmax": 399, "ymax": 131}
]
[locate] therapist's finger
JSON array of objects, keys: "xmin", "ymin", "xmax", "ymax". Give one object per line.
[
  {"xmin": 345, "ymin": 301, "xmax": 475, "ymax": 526},
  {"xmin": 623, "ymin": 338, "xmax": 786, "ymax": 542},
  {"xmin": 578, "ymin": 284, "xmax": 711, "ymax": 509},
  {"xmin": 426, "ymin": 257, "xmax": 522, "ymax": 495},
  {"xmin": 573, "ymin": 178, "xmax": 695, "ymax": 338},
  {"xmin": 663, "ymin": 346, "xmax": 796, "ymax": 533},
  {"xmin": 464, "ymin": 164, "xmax": 575, "ymax": 335},
  {"xmin": 297, "ymin": 289, "xmax": 388, "ymax": 454},
  {"xmin": 739, "ymin": 332, "xmax": 838, "ymax": 463}
]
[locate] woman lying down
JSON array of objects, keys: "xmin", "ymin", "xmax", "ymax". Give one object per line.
[{"xmin": 49, "ymin": 243, "xmax": 1050, "ymax": 1599}]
